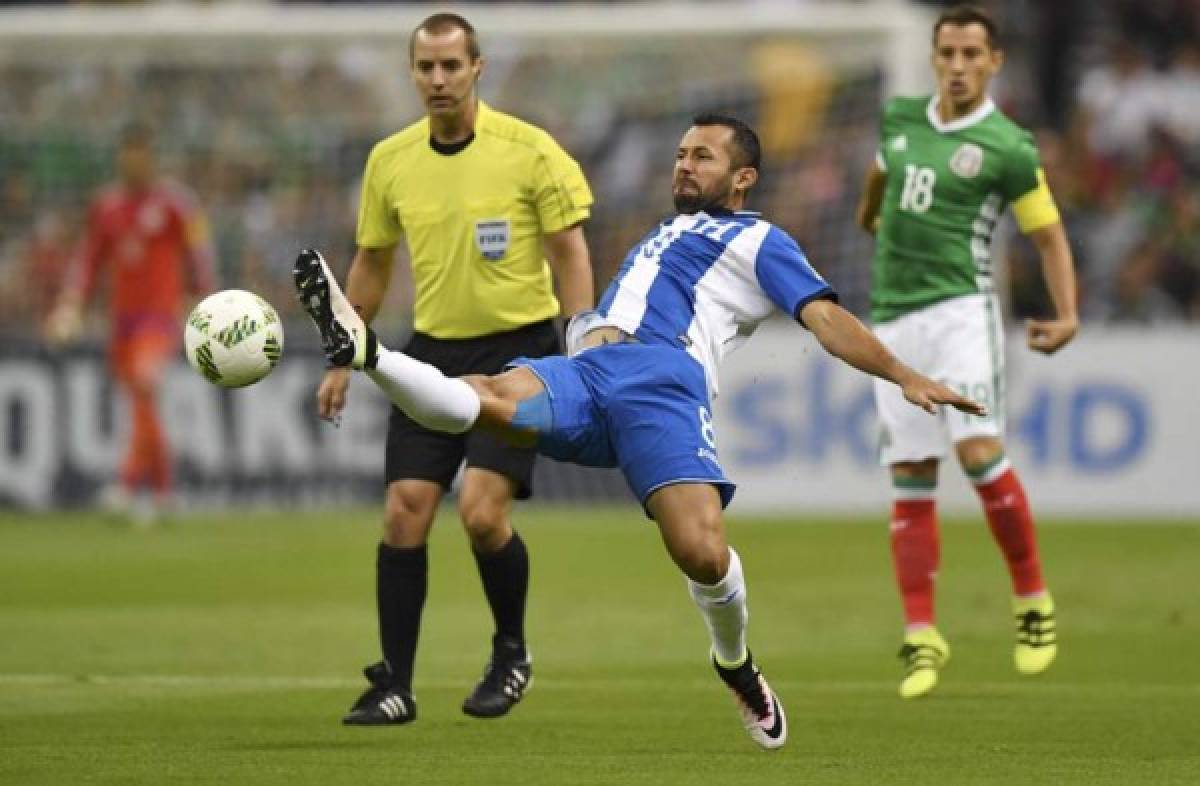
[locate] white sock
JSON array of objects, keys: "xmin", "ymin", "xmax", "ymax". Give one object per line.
[
  {"xmin": 688, "ymin": 547, "xmax": 749, "ymax": 667},
  {"xmin": 366, "ymin": 347, "xmax": 481, "ymax": 434}
]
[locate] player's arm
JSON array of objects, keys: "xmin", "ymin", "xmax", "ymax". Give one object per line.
[
  {"xmin": 799, "ymin": 298, "xmax": 985, "ymax": 417},
  {"xmin": 543, "ymin": 223, "xmax": 593, "ymax": 317},
  {"xmin": 531, "ymin": 132, "xmax": 594, "ymax": 318},
  {"xmin": 317, "ymin": 245, "xmax": 396, "ymax": 422},
  {"xmin": 343, "ymin": 245, "xmax": 396, "ymax": 323},
  {"xmin": 182, "ymin": 208, "xmax": 218, "ymax": 296},
  {"xmin": 750, "ymin": 225, "xmax": 976, "ymax": 414},
  {"xmin": 46, "ymin": 202, "xmax": 106, "ymax": 344},
  {"xmin": 1025, "ymin": 221, "xmax": 1078, "ymax": 354},
  {"xmin": 855, "ymin": 160, "xmax": 888, "ymax": 235},
  {"xmin": 1010, "ymin": 166, "xmax": 1079, "ymax": 354},
  {"xmin": 349, "ymin": 139, "xmax": 402, "ymax": 323}
]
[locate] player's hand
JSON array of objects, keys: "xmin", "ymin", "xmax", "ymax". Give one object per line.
[
  {"xmin": 317, "ymin": 367, "xmax": 352, "ymax": 422},
  {"xmin": 44, "ymin": 303, "xmax": 83, "ymax": 347},
  {"xmin": 900, "ymin": 373, "xmax": 988, "ymax": 418},
  {"xmin": 1026, "ymin": 316, "xmax": 1078, "ymax": 355}
]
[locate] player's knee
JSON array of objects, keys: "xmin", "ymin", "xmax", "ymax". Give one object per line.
[
  {"xmin": 458, "ymin": 499, "xmax": 510, "ymax": 549},
  {"xmin": 672, "ymin": 511, "xmax": 728, "ymax": 584},
  {"xmin": 956, "ymin": 436, "xmax": 1004, "ymax": 474},
  {"xmin": 891, "ymin": 458, "xmax": 938, "ymax": 486},
  {"xmin": 458, "ymin": 492, "xmax": 505, "ymax": 530},
  {"xmin": 382, "ymin": 490, "xmax": 438, "ymax": 547},
  {"xmin": 679, "ymin": 544, "xmax": 727, "ymax": 586}
]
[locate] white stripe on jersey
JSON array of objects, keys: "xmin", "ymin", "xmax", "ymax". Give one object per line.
[
  {"xmin": 685, "ymin": 220, "xmax": 775, "ymax": 398},
  {"xmin": 604, "ymin": 222, "xmax": 682, "ymax": 332}
]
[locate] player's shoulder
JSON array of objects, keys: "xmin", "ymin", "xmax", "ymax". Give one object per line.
[
  {"xmin": 882, "ymin": 95, "xmax": 930, "ymax": 123},
  {"xmin": 155, "ymin": 178, "xmax": 201, "ymax": 211},
  {"xmin": 367, "ymin": 119, "xmax": 429, "ymax": 167},
  {"xmin": 91, "ymin": 182, "xmax": 123, "ymax": 209},
  {"xmin": 478, "ymin": 103, "xmax": 569, "ymax": 158},
  {"xmin": 985, "ymin": 104, "xmax": 1034, "ymax": 137},
  {"xmin": 732, "ymin": 213, "xmax": 803, "ymax": 254},
  {"xmin": 760, "ymin": 221, "xmax": 805, "ymax": 255},
  {"xmin": 982, "ymin": 105, "xmax": 1039, "ymax": 157},
  {"xmin": 91, "ymin": 182, "xmax": 147, "ymax": 220}
]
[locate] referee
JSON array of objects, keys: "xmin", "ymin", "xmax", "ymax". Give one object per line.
[{"xmin": 318, "ymin": 13, "xmax": 594, "ymax": 726}]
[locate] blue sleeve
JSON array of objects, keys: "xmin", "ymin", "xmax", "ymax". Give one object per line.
[{"xmin": 754, "ymin": 226, "xmax": 837, "ymax": 322}]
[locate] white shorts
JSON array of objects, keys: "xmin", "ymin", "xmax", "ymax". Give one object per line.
[{"xmin": 872, "ymin": 293, "xmax": 1005, "ymax": 466}]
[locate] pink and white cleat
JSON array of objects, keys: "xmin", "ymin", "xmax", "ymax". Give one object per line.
[{"xmin": 713, "ymin": 651, "xmax": 788, "ymax": 750}]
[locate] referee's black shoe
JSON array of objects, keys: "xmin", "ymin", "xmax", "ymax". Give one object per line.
[
  {"xmin": 342, "ymin": 661, "xmax": 417, "ymax": 726},
  {"xmin": 462, "ymin": 636, "xmax": 532, "ymax": 718},
  {"xmin": 294, "ymin": 248, "xmax": 377, "ymax": 370}
]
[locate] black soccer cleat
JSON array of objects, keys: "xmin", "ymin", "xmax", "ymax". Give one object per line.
[
  {"xmin": 462, "ymin": 636, "xmax": 533, "ymax": 719},
  {"xmin": 341, "ymin": 661, "xmax": 417, "ymax": 726},
  {"xmin": 293, "ymin": 248, "xmax": 376, "ymax": 369},
  {"xmin": 713, "ymin": 651, "xmax": 788, "ymax": 750}
]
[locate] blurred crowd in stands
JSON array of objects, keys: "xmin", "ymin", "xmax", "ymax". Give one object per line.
[
  {"xmin": 997, "ymin": 0, "xmax": 1200, "ymax": 324},
  {"xmin": 0, "ymin": 0, "xmax": 1197, "ymax": 341}
]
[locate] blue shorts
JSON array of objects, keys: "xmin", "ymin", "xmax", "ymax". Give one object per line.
[{"xmin": 510, "ymin": 343, "xmax": 735, "ymax": 509}]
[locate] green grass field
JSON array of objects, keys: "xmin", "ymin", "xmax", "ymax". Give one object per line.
[{"xmin": 1, "ymin": 507, "xmax": 1198, "ymax": 785}]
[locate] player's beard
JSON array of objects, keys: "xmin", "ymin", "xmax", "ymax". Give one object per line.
[{"xmin": 673, "ymin": 179, "xmax": 733, "ymax": 215}]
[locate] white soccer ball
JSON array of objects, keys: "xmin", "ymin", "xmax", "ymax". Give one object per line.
[{"xmin": 184, "ymin": 289, "xmax": 284, "ymax": 388}]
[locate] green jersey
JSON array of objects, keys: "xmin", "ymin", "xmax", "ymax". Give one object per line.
[{"xmin": 871, "ymin": 95, "xmax": 1057, "ymax": 323}]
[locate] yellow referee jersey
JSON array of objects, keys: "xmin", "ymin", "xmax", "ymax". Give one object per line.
[{"xmin": 356, "ymin": 101, "xmax": 593, "ymax": 339}]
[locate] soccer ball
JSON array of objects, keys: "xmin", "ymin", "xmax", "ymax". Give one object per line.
[{"xmin": 184, "ymin": 289, "xmax": 284, "ymax": 388}]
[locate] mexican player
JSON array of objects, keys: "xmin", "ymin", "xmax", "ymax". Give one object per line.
[{"xmin": 856, "ymin": 4, "xmax": 1078, "ymax": 699}]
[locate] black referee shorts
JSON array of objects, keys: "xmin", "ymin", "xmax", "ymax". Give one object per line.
[{"xmin": 384, "ymin": 319, "xmax": 560, "ymax": 499}]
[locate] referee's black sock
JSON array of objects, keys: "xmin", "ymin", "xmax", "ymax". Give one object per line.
[
  {"xmin": 376, "ymin": 542, "xmax": 428, "ymax": 694},
  {"xmin": 474, "ymin": 531, "xmax": 529, "ymax": 660}
]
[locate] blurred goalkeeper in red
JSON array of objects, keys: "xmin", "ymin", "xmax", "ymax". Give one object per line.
[{"xmin": 47, "ymin": 123, "xmax": 216, "ymax": 520}]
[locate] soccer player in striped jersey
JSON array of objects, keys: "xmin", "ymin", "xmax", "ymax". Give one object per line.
[
  {"xmin": 855, "ymin": 4, "xmax": 1077, "ymax": 699},
  {"xmin": 296, "ymin": 114, "xmax": 982, "ymax": 749}
]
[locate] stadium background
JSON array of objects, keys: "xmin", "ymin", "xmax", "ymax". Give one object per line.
[
  {"xmin": 1, "ymin": 2, "xmax": 1198, "ymax": 784},
  {"xmin": 2, "ymin": 0, "xmax": 1196, "ymax": 516}
]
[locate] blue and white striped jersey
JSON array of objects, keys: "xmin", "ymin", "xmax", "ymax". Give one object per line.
[{"xmin": 595, "ymin": 209, "xmax": 835, "ymax": 397}]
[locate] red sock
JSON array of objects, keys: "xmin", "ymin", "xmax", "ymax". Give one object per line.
[
  {"xmin": 975, "ymin": 468, "xmax": 1044, "ymax": 595},
  {"xmin": 890, "ymin": 499, "xmax": 939, "ymax": 627},
  {"xmin": 123, "ymin": 388, "xmax": 170, "ymax": 493}
]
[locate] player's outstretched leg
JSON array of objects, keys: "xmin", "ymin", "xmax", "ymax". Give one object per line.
[
  {"xmin": 898, "ymin": 626, "xmax": 950, "ymax": 699},
  {"xmin": 342, "ymin": 661, "xmax": 417, "ymax": 726},
  {"xmin": 294, "ymin": 248, "xmax": 480, "ymax": 434},
  {"xmin": 293, "ymin": 248, "xmax": 376, "ymax": 370},
  {"xmin": 1013, "ymin": 593, "xmax": 1056, "ymax": 675}
]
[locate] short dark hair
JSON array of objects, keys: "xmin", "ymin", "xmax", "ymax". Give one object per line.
[
  {"xmin": 691, "ymin": 112, "xmax": 761, "ymax": 172},
  {"xmin": 409, "ymin": 12, "xmax": 481, "ymax": 63},
  {"xmin": 933, "ymin": 4, "xmax": 1001, "ymax": 50}
]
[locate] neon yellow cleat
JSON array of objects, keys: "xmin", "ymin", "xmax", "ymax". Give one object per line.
[
  {"xmin": 897, "ymin": 627, "xmax": 950, "ymax": 699},
  {"xmin": 1013, "ymin": 593, "xmax": 1057, "ymax": 675}
]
